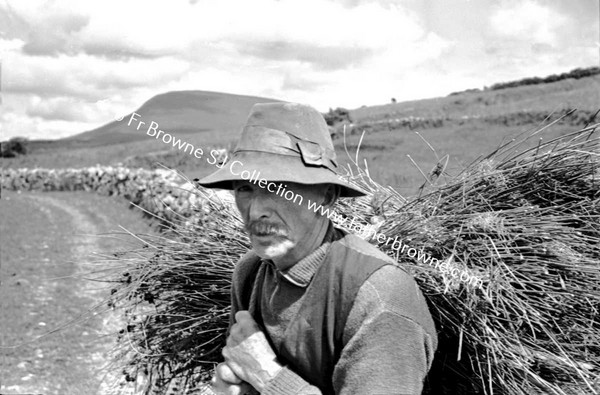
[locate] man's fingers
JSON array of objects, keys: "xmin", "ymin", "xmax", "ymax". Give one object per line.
[
  {"xmin": 211, "ymin": 381, "xmax": 252, "ymax": 395},
  {"xmin": 228, "ymin": 312, "xmax": 260, "ymax": 347},
  {"xmin": 231, "ymin": 311, "xmax": 260, "ymax": 339},
  {"xmin": 211, "ymin": 363, "xmax": 253, "ymax": 395},
  {"xmin": 235, "ymin": 310, "xmax": 253, "ymax": 323},
  {"xmin": 222, "ymin": 345, "xmax": 232, "ymax": 360},
  {"xmin": 216, "ymin": 362, "xmax": 242, "ymax": 384},
  {"xmin": 229, "ymin": 322, "xmax": 243, "ymax": 339},
  {"xmin": 221, "ymin": 353, "xmax": 247, "ymax": 385}
]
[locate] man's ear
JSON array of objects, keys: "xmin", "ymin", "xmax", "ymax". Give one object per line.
[{"xmin": 322, "ymin": 184, "xmax": 341, "ymax": 207}]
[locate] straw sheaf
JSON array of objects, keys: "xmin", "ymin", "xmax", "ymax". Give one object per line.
[{"xmin": 101, "ymin": 123, "xmax": 598, "ymax": 394}]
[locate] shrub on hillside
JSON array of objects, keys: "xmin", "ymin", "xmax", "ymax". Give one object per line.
[
  {"xmin": 323, "ymin": 107, "xmax": 354, "ymax": 139},
  {"xmin": 323, "ymin": 107, "xmax": 352, "ymax": 126},
  {"xmin": 490, "ymin": 66, "xmax": 600, "ymax": 91},
  {"xmin": 1, "ymin": 137, "xmax": 29, "ymax": 157}
]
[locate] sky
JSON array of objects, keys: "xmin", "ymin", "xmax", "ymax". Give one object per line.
[{"xmin": 0, "ymin": 0, "xmax": 598, "ymax": 140}]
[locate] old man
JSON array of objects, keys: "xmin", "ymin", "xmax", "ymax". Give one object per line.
[{"xmin": 197, "ymin": 102, "xmax": 437, "ymax": 394}]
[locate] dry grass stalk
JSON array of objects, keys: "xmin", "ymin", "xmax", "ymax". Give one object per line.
[{"xmin": 103, "ymin": 122, "xmax": 599, "ymax": 394}]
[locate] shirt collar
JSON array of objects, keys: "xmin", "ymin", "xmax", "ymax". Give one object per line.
[{"xmin": 266, "ymin": 222, "xmax": 341, "ymax": 287}]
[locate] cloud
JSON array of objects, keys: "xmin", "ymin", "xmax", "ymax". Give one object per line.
[
  {"xmin": 467, "ymin": 0, "xmax": 599, "ymax": 85},
  {"xmin": 2, "ymin": 1, "xmax": 90, "ymax": 56},
  {"xmin": 490, "ymin": 1, "xmax": 568, "ymax": 45},
  {"xmin": 3, "ymin": 51, "xmax": 189, "ymax": 98},
  {"xmin": 1, "ymin": 101, "xmax": 99, "ymax": 140},
  {"xmin": 22, "ymin": 13, "xmax": 89, "ymax": 56},
  {"xmin": 1, "ymin": 92, "xmax": 134, "ymax": 139},
  {"xmin": 26, "ymin": 96, "xmax": 80, "ymax": 121},
  {"xmin": 24, "ymin": 96, "xmax": 110, "ymax": 122},
  {"xmin": 0, "ymin": 0, "xmax": 597, "ymax": 141},
  {"xmin": 281, "ymin": 69, "xmax": 327, "ymax": 92},
  {"xmin": 3, "ymin": 0, "xmax": 426, "ymax": 61},
  {"xmin": 1, "ymin": 0, "xmax": 190, "ymax": 59},
  {"xmin": 240, "ymin": 41, "xmax": 375, "ymax": 71}
]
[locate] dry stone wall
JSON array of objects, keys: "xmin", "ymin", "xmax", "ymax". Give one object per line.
[{"xmin": 0, "ymin": 166, "xmax": 229, "ymax": 227}]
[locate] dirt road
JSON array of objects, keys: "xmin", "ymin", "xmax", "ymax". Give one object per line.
[{"xmin": 1, "ymin": 190, "xmax": 157, "ymax": 395}]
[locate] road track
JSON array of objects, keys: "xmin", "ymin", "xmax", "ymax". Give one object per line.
[{"xmin": 1, "ymin": 190, "xmax": 156, "ymax": 395}]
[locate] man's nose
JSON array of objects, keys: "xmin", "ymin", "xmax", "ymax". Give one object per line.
[{"xmin": 247, "ymin": 192, "xmax": 272, "ymax": 220}]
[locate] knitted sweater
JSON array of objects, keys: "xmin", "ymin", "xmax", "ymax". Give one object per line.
[{"xmin": 229, "ymin": 224, "xmax": 438, "ymax": 395}]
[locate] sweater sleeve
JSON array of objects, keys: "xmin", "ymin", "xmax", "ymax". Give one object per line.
[
  {"xmin": 261, "ymin": 367, "xmax": 322, "ymax": 395},
  {"xmin": 332, "ymin": 264, "xmax": 438, "ymax": 395},
  {"xmin": 264, "ymin": 265, "xmax": 437, "ymax": 395}
]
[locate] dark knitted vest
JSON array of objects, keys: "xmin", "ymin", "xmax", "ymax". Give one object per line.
[{"xmin": 239, "ymin": 235, "xmax": 390, "ymax": 394}]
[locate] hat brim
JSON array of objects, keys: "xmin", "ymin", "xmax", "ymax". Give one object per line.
[{"xmin": 192, "ymin": 151, "xmax": 367, "ymax": 198}]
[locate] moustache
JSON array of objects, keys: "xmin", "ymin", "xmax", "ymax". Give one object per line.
[{"xmin": 245, "ymin": 220, "xmax": 288, "ymax": 237}]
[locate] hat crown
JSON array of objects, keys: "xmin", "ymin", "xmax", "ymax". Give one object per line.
[
  {"xmin": 239, "ymin": 102, "xmax": 334, "ymax": 151},
  {"xmin": 194, "ymin": 101, "xmax": 367, "ymax": 197}
]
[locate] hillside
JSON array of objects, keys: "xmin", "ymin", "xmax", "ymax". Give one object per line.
[
  {"xmin": 331, "ymin": 73, "xmax": 600, "ymax": 195},
  {"xmin": 3, "ymin": 70, "xmax": 599, "ymax": 196},
  {"xmin": 57, "ymin": 91, "xmax": 280, "ymax": 149},
  {"xmin": 351, "ymin": 74, "xmax": 600, "ymax": 123}
]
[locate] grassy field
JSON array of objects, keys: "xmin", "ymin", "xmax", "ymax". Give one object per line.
[
  {"xmin": 332, "ymin": 113, "xmax": 591, "ymax": 196},
  {"xmin": 0, "ymin": 190, "xmax": 158, "ymax": 394},
  {"xmin": 1, "ymin": 115, "xmax": 592, "ymax": 198},
  {"xmin": 2, "ymin": 74, "xmax": 598, "ymax": 198},
  {"xmin": 351, "ymin": 75, "xmax": 600, "ymax": 121}
]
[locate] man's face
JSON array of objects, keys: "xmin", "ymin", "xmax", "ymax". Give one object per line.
[{"xmin": 232, "ymin": 180, "xmax": 330, "ymax": 264}]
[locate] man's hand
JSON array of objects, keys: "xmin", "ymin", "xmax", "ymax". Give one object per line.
[
  {"xmin": 210, "ymin": 362, "xmax": 255, "ymax": 395},
  {"xmin": 222, "ymin": 311, "xmax": 283, "ymax": 392}
]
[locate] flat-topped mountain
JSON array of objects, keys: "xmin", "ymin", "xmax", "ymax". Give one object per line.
[{"xmin": 63, "ymin": 91, "xmax": 281, "ymax": 147}]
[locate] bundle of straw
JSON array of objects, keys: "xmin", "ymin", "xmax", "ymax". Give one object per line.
[{"xmin": 103, "ymin": 121, "xmax": 600, "ymax": 394}]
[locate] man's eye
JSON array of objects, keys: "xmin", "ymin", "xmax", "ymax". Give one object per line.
[{"xmin": 235, "ymin": 185, "xmax": 252, "ymax": 193}]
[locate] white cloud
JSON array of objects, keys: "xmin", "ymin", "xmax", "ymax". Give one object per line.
[
  {"xmin": 3, "ymin": 0, "xmax": 426, "ymax": 60},
  {"xmin": 1, "ymin": 0, "xmax": 448, "ymax": 140},
  {"xmin": 0, "ymin": 38, "xmax": 24, "ymax": 53},
  {"xmin": 1, "ymin": 101, "xmax": 98, "ymax": 140},
  {"xmin": 0, "ymin": 0, "xmax": 597, "ymax": 141},
  {"xmin": 490, "ymin": 1, "xmax": 568, "ymax": 45},
  {"xmin": 3, "ymin": 49, "xmax": 190, "ymax": 102}
]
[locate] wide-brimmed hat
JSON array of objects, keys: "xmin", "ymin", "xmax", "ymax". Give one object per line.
[{"xmin": 194, "ymin": 102, "xmax": 366, "ymax": 197}]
